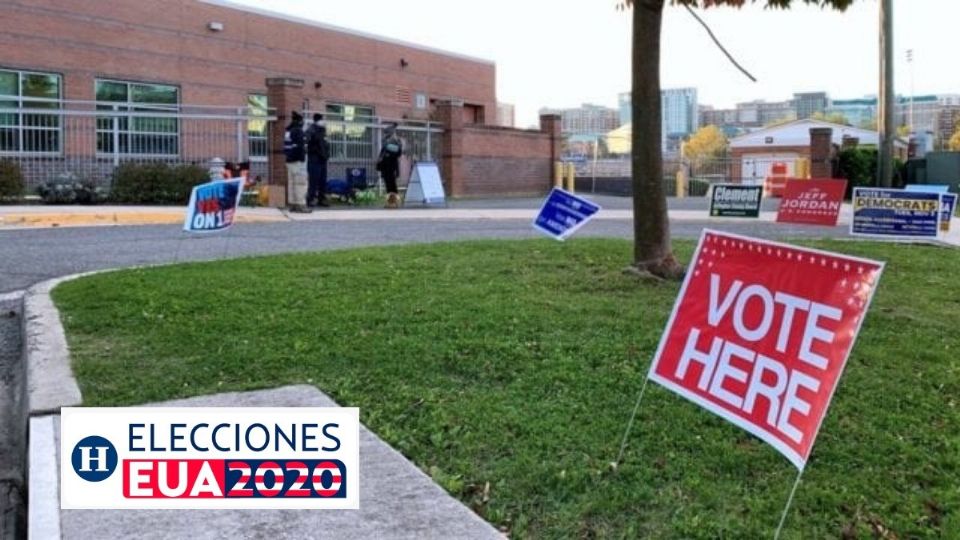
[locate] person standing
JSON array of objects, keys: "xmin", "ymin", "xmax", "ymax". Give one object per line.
[
  {"xmin": 377, "ymin": 123, "xmax": 403, "ymax": 209},
  {"xmin": 306, "ymin": 113, "xmax": 330, "ymax": 208},
  {"xmin": 283, "ymin": 110, "xmax": 310, "ymax": 213}
]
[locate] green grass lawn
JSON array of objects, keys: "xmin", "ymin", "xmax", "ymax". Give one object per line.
[{"xmin": 53, "ymin": 239, "xmax": 959, "ymax": 539}]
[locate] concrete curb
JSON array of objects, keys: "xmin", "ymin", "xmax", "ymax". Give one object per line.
[
  {"xmin": 0, "ymin": 208, "xmax": 288, "ymax": 230},
  {"xmin": 23, "ymin": 275, "xmax": 93, "ymax": 415},
  {"xmin": 28, "ymin": 415, "xmax": 59, "ymax": 540}
]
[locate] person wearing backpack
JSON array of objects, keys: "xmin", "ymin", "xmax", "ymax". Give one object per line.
[
  {"xmin": 283, "ymin": 110, "xmax": 310, "ymax": 213},
  {"xmin": 306, "ymin": 113, "xmax": 330, "ymax": 208},
  {"xmin": 377, "ymin": 123, "xmax": 403, "ymax": 209}
]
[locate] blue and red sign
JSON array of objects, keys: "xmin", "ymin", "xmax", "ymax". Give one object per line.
[{"xmin": 183, "ymin": 179, "xmax": 244, "ymax": 233}]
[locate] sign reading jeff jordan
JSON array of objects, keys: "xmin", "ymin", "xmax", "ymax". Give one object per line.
[
  {"xmin": 709, "ymin": 185, "xmax": 762, "ymax": 218},
  {"xmin": 776, "ymin": 179, "xmax": 847, "ymax": 226},
  {"xmin": 61, "ymin": 408, "xmax": 360, "ymax": 509},
  {"xmin": 648, "ymin": 231, "xmax": 883, "ymax": 470}
]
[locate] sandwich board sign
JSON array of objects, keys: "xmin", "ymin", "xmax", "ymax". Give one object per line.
[
  {"xmin": 533, "ymin": 188, "xmax": 601, "ymax": 241},
  {"xmin": 404, "ymin": 161, "xmax": 446, "ymax": 206},
  {"xmin": 647, "ymin": 230, "xmax": 884, "ymax": 470},
  {"xmin": 183, "ymin": 179, "xmax": 244, "ymax": 233}
]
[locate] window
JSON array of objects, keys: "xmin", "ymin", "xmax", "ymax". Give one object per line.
[
  {"xmin": 248, "ymin": 94, "xmax": 268, "ymax": 160},
  {"xmin": 324, "ymin": 103, "xmax": 375, "ymax": 160},
  {"xmin": 96, "ymin": 79, "xmax": 179, "ymax": 156},
  {"xmin": 0, "ymin": 69, "xmax": 62, "ymax": 154}
]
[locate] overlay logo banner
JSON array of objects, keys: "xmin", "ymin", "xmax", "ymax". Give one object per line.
[
  {"xmin": 61, "ymin": 408, "xmax": 360, "ymax": 509},
  {"xmin": 648, "ymin": 231, "xmax": 883, "ymax": 470}
]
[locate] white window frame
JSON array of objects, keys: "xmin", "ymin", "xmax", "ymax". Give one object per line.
[
  {"xmin": 0, "ymin": 68, "xmax": 63, "ymax": 156},
  {"xmin": 95, "ymin": 78, "xmax": 180, "ymax": 158}
]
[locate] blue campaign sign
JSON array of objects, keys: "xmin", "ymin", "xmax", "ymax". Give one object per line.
[
  {"xmin": 905, "ymin": 184, "xmax": 950, "ymax": 193},
  {"xmin": 533, "ymin": 188, "xmax": 601, "ymax": 241},
  {"xmin": 851, "ymin": 187, "xmax": 943, "ymax": 239},
  {"xmin": 941, "ymin": 193, "xmax": 957, "ymax": 232},
  {"xmin": 183, "ymin": 179, "xmax": 245, "ymax": 233}
]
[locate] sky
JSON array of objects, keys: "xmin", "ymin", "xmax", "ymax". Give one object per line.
[{"xmin": 226, "ymin": 0, "xmax": 959, "ymax": 128}]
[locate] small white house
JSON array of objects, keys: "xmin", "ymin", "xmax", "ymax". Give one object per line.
[{"xmin": 728, "ymin": 119, "xmax": 906, "ymax": 183}]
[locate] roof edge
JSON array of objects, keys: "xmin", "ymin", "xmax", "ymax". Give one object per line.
[{"xmin": 197, "ymin": 0, "xmax": 496, "ymax": 66}]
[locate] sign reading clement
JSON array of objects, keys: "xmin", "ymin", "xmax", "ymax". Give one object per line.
[
  {"xmin": 183, "ymin": 179, "xmax": 244, "ymax": 233},
  {"xmin": 648, "ymin": 230, "xmax": 884, "ymax": 470},
  {"xmin": 776, "ymin": 179, "xmax": 847, "ymax": 226},
  {"xmin": 533, "ymin": 188, "xmax": 601, "ymax": 241},
  {"xmin": 851, "ymin": 188, "xmax": 942, "ymax": 239},
  {"xmin": 709, "ymin": 184, "xmax": 762, "ymax": 218},
  {"xmin": 61, "ymin": 408, "xmax": 360, "ymax": 510}
]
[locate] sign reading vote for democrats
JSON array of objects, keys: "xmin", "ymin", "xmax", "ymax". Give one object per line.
[
  {"xmin": 533, "ymin": 188, "xmax": 601, "ymax": 241},
  {"xmin": 709, "ymin": 184, "xmax": 762, "ymax": 218},
  {"xmin": 851, "ymin": 187, "xmax": 942, "ymax": 239},
  {"xmin": 776, "ymin": 179, "xmax": 847, "ymax": 226},
  {"xmin": 183, "ymin": 179, "xmax": 244, "ymax": 233},
  {"xmin": 61, "ymin": 408, "xmax": 359, "ymax": 509},
  {"xmin": 648, "ymin": 231, "xmax": 883, "ymax": 470}
]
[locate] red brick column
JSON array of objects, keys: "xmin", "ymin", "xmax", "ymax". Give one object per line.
[
  {"xmin": 540, "ymin": 114, "xmax": 562, "ymax": 185},
  {"xmin": 810, "ymin": 127, "xmax": 833, "ymax": 178},
  {"xmin": 266, "ymin": 77, "xmax": 305, "ymax": 207},
  {"xmin": 436, "ymin": 100, "xmax": 465, "ymax": 197}
]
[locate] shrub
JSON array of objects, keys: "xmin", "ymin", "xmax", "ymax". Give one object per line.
[
  {"xmin": 837, "ymin": 148, "xmax": 877, "ymax": 199},
  {"xmin": 837, "ymin": 149, "xmax": 909, "ymax": 197},
  {"xmin": 0, "ymin": 159, "xmax": 24, "ymax": 201},
  {"xmin": 37, "ymin": 178, "xmax": 108, "ymax": 205},
  {"xmin": 111, "ymin": 162, "xmax": 208, "ymax": 204}
]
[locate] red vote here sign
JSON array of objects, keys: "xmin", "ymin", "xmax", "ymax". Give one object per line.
[{"xmin": 648, "ymin": 231, "xmax": 883, "ymax": 470}]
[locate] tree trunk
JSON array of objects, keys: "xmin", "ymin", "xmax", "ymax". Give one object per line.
[{"xmin": 630, "ymin": 0, "xmax": 684, "ymax": 280}]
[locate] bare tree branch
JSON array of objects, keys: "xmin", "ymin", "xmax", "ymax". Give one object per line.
[{"xmin": 684, "ymin": 5, "xmax": 758, "ymax": 82}]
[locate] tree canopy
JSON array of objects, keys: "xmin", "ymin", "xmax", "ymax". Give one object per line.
[
  {"xmin": 622, "ymin": 0, "xmax": 857, "ymax": 279},
  {"xmin": 950, "ymin": 121, "xmax": 960, "ymax": 151},
  {"xmin": 663, "ymin": 0, "xmax": 853, "ymax": 9},
  {"xmin": 684, "ymin": 125, "xmax": 728, "ymax": 162}
]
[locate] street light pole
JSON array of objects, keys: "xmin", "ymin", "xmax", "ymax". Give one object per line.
[
  {"xmin": 907, "ymin": 49, "xmax": 914, "ymax": 135},
  {"xmin": 878, "ymin": 0, "xmax": 895, "ymax": 187}
]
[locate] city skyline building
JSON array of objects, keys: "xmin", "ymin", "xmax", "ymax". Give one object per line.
[{"xmin": 538, "ymin": 103, "xmax": 619, "ymax": 136}]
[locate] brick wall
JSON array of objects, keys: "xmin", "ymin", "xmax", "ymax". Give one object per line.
[
  {"xmin": 454, "ymin": 126, "xmax": 553, "ymax": 197},
  {"xmin": 0, "ymin": 0, "xmax": 496, "ymax": 118}
]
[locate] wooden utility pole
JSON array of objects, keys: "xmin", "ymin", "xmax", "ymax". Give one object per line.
[{"xmin": 878, "ymin": 0, "xmax": 894, "ymax": 187}]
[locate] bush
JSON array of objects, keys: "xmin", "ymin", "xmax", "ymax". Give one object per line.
[
  {"xmin": 37, "ymin": 173, "xmax": 108, "ymax": 205},
  {"xmin": 0, "ymin": 159, "xmax": 24, "ymax": 201},
  {"xmin": 837, "ymin": 148, "xmax": 877, "ymax": 199},
  {"xmin": 837, "ymin": 149, "xmax": 908, "ymax": 198},
  {"xmin": 110, "ymin": 162, "xmax": 208, "ymax": 205}
]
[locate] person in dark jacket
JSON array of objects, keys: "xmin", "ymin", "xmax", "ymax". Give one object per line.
[
  {"xmin": 283, "ymin": 110, "xmax": 310, "ymax": 213},
  {"xmin": 377, "ymin": 123, "xmax": 403, "ymax": 209},
  {"xmin": 305, "ymin": 113, "xmax": 330, "ymax": 207}
]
